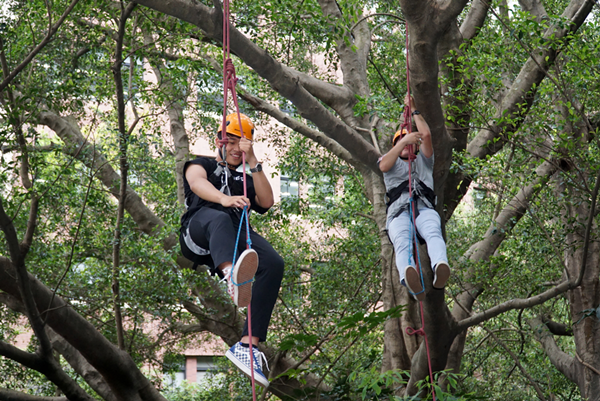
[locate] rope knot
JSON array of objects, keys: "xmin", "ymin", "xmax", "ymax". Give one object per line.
[
  {"xmin": 405, "ymin": 326, "xmax": 425, "ymax": 336},
  {"xmin": 224, "ymin": 58, "xmax": 238, "ymax": 88}
]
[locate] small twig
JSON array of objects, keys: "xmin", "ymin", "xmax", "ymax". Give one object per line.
[
  {"xmin": 576, "ymin": 353, "xmax": 600, "ymax": 375},
  {"xmin": 484, "ymin": 327, "xmax": 547, "ymax": 401},
  {"xmin": 0, "ymin": 0, "xmax": 81, "ymax": 92},
  {"xmin": 350, "ymin": 12, "xmax": 405, "ymax": 32}
]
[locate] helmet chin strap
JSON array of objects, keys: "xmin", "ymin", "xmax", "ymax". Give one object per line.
[{"xmin": 218, "ymin": 146, "xmax": 242, "ymax": 169}]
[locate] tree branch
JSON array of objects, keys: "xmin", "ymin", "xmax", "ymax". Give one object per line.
[
  {"xmin": 0, "ymin": 0, "xmax": 81, "ymax": 92},
  {"xmin": 466, "ymin": 0, "xmax": 594, "ymax": 161},
  {"xmin": 0, "ymin": 258, "xmax": 167, "ymax": 401},
  {"xmin": 132, "ymin": 0, "xmax": 382, "ymax": 173},
  {"xmin": 0, "ymin": 388, "xmax": 67, "ymax": 401},
  {"xmin": 457, "ymin": 280, "xmax": 573, "ymax": 331},
  {"xmin": 459, "ymin": 0, "xmax": 491, "ymax": 41},
  {"xmin": 110, "ymin": 0, "xmax": 137, "ymax": 353},
  {"xmin": 518, "ymin": 0, "xmax": 549, "ymax": 21},
  {"xmin": 0, "ymin": 337, "xmax": 95, "ymax": 401},
  {"xmin": 484, "ymin": 327, "xmax": 547, "ymax": 400},
  {"xmin": 49, "ymin": 330, "xmax": 118, "ymax": 401},
  {"xmin": 529, "ymin": 316, "xmax": 578, "ymax": 383},
  {"xmin": 237, "ymin": 89, "xmax": 364, "ymax": 172},
  {"xmin": 542, "ymin": 316, "xmax": 573, "ymax": 336},
  {"xmin": 37, "ymin": 112, "xmax": 175, "ymax": 245},
  {"xmin": 463, "ymin": 159, "xmax": 558, "ymax": 264},
  {"xmin": 0, "ymin": 198, "xmax": 53, "ymax": 359}
]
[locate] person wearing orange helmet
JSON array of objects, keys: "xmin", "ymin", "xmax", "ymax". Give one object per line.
[
  {"xmin": 378, "ymin": 95, "xmax": 450, "ymax": 301},
  {"xmin": 179, "ymin": 113, "xmax": 282, "ymax": 387}
]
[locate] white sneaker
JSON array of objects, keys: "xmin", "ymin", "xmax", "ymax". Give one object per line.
[
  {"xmin": 433, "ymin": 262, "xmax": 450, "ymax": 289},
  {"xmin": 227, "ymin": 249, "xmax": 258, "ymax": 307},
  {"xmin": 405, "ymin": 265, "xmax": 425, "ymax": 301},
  {"xmin": 226, "ymin": 342, "xmax": 270, "ymax": 388}
]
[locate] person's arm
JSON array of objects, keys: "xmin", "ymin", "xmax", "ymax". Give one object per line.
[
  {"xmin": 185, "ymin": 163, "xmax": 250, "ymax": 209},
  {"xmin": 378, "ymin": 132, "xmax": 423, "ymax": 172},
  {"xmin": 239, "ymin": 138, "xmax": 274, "ymax": 209},
  {"xmin": 407, "ymin": 95, "xmax": 433, "ymax": 159}
]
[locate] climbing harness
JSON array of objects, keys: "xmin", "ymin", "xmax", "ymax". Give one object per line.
[
  {"xmin": 220, "ymin": 0, "xmax": 260, "ymax": 398},
  {"xmin": 401, "ymin": 26, "xmax": 438, "ymax": 400}
]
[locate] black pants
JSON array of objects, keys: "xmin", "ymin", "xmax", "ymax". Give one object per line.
[{"xmin": 181, "ymin": 207, "xmax": 284, "ymax": 342}]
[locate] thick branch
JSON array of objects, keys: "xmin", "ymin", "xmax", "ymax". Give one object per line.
[
  {"xmin": 0, "ymin": 198, "xmax": 53, "ymax": 358},
  {"xmin": 451, "ymin": 160, "xmax": 560, "ymax": 327},
  {"xmin": 463, "ymin": 160, "xmax": 558, "ymax": 263},
  {"xmin": 529, "ymin": 316, "xmax": 578, "ymax": 382},
  {"xmin": 459, "ymin": 0, "xmax": 491, "ymax": 41},
  {"xmin": 283, "ymin": 66, "xmax": 355, "ymax": 117},
  {"xmin": 132, "ymin": 0, "xmax": 382, "ymax": 173},
  {"xmin": 456, "ymin": 280, "xmax": 572, "ymax": 331},
  {"xmin": 0, "ymin": 339, "xmax": 95, "ymax": 401},
  {"xmin": 49, "ymin": 331, "xmax": 117, "ymax": 401},
  {"xmin": 238, "ymin": 89, "xmax": 364, "ymax": 172},
  {"xmin": 0, "ymin": 389, "xmax": 67, "ymax": 401},
  {"xmin": 0, "ymin": 293, "xmax": 117, "ymax": 401},
  {"xmin": 518, "ymin": 0, "xmax": 549, "ymax": 21},
  {"xmin": 316, "ymin": 0, "xmax": 370, "ymax": 100},
  {"xmin": 0, "ymin": 258, "xmax": 167, "ymax": 401},
  {"xmin": 37, "ymin": 112, "xmax": 175, "ymax": 246},
  {"xmin": 466, "ymin": 0, "xmax": 594, "ymax": 160},
  {"xmin": 542, "ymin": 316, "xmax": 573, "ymax": 336}
]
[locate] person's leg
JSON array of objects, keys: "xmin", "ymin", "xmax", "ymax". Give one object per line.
[
  {"xmin": 187, "ymin": 208, "xmax": 236, "ymax": 270},
  {"xmin": 187, "ymin": 208, "xmax": 258, "ymax": 305},
  {"xmin": 226, "ymin": 230, "xmax": 282, "ymax": 388},
  {"xmin": 240, "ymin": 230, "xmax": 284, "ymax": 344},
  {"xmin": 387, "ymin": 211, "xmax": 413, "ymax": 283},
  {"xmin": 388, "ymin": 211, "xmax": 425, "ymax": 300},
  {"xmin": 415, "ymin": 208, "xmax": 450, "ymax": 288}
]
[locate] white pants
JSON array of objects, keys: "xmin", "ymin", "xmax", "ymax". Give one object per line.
[{"xmin": 388, "ymin": 207, "xmax": 448, "ymax": 283}]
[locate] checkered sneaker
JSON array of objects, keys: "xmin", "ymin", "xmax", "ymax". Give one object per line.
[
  {"xmin": 228, "ymin": 249, "xmax": 258, "ymax": 307},
  {"xmin": 226, "ymin": 342, "xmax": 269, "ymax": 388},
  {"xmin": 405, "ymin": 265, "xmax": 425, "ymax": 301}
]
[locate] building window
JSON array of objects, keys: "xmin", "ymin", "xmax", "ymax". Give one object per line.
[
  {"xmin": 196, "ymin": 356, "xmax": 218, "ymax": 383},
  {"xmin": 163, "ymin": 363, "xmax": 185, "ymax": 388}
]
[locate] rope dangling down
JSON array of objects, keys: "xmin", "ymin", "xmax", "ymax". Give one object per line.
[
  {"xmin": 221, "ymin": 0, "xmax": 258, "ymax": 398},
  {"xmin": 401, "ymin": 24, "xmax": 437, "ymax": 401}
]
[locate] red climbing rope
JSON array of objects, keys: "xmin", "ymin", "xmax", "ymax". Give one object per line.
[
  {"xmin": 221, "ymin": 0, "xmax": 257, "ymax": 399},
  {"xmin": 402, "ymin": 25, "xmax": 437, "ymax": 400}
]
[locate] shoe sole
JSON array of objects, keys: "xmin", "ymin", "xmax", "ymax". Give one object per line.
[
  {"xmin": 225, "ymin": 349, "xmax": 270, "ymax": 388},
  {"xmin": 233, "ymin": 250, "xmax": 258, "ymax": 307},
  {"xmin": 405, "ymin": 266, "xmax": 425, "ymax": 301},
  {"xmin": 433, "ymin": 263, "xmax": 450, "ymax": 289}
]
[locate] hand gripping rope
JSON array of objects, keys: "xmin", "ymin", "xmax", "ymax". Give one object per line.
[
  {"xmin": 401, "ymin": 26, "xmax": 437, "ymax": 400},
  {"xmin": 220, "ymin": 0, "xmax": 259, "ymax": 398}
]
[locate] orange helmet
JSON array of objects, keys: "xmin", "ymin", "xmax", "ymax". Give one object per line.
[
  {"xmin": 218, "ymin": 113, "xmax": 254, "ymax": 140},
  {"xmin": 392, "ymin": 128, "xmax": 409, "ymax": 145}
]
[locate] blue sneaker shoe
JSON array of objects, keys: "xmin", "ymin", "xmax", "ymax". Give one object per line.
[{"xmin": 225, "ymin": 342, "xmax": 269, "ymax": 387}]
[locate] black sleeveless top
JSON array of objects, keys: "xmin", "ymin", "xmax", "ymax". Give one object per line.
[{"xmin": 180, "ymin": 157, "xmax": 269, "ymax": 231}]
